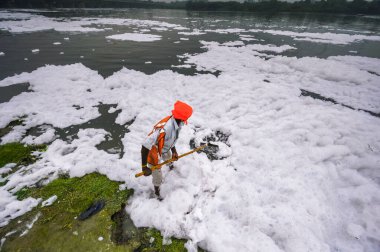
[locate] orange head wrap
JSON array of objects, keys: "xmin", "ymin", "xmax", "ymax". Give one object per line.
[{"xmin": 172, "ymin": 101, "xmax": 193, "ymax": 124}]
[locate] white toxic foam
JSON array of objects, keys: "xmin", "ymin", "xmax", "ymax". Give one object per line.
[
  {"xmin": 41, "ymin": 195, "xmax": 57, "ymax": 207},
  {"xmin": 106, "ymin": 33, "xmax": 161, "ymax": 42},
  {"xmin": 0, "ymin": 32, "xmax": 379, "ymax": 252},
  {"xmin": 249, "ymin": 29, "xmax": 380, "ymax": 45},
  {"xmin": 0, "ymin": 11, "xmax": 186, "ymax": 33},
  {"xmin": 178, "ymin": 29, "xmax": 206, "ymax": 36}
]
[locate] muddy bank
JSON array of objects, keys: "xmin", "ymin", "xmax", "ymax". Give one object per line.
[{"xmin": 0, "ymin": 171, "xmax": 192, "ymax": 251}]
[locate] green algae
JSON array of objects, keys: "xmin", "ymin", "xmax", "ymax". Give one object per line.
[
  {"xmin": 138, "ymin": 229, "xmax": 188, "ymax": 252},
  {"xmin": 0, "ymin": 142, "xmax": 46, "ymax": 169},
  {"xmin": 0, "ymin": 173, "xmax": 191, "ymax": 252},
  {"xmin": 0, "ymin": 179, "xmax": 8, "ymax": 186},
  {"xmin": 0, "ymin": 142, "xmax": 47, "ymax": 188},
  {"xmin": 14, "ymin": 187, "xmax": 32, "ymax": 200}
]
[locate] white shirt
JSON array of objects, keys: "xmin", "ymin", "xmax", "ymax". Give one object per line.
[{"xmin": 142, "ymin": 116, "xmax": 182, "ymax": 154}]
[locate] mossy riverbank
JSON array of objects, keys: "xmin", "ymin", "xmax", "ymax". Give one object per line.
[
  {"xmin": 0, "ymin": 142, "xmax": 46, "ymax": 169},
  {"xmin": 0, "ymin": 142, "xmax": 46, "ymax": 187},
  {"xmin": 0, "ymin": 143, "xmax": 190, "ymax": 251}
]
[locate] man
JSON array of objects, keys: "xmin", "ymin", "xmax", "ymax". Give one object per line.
[{"xmin": 141, "ymin": 101, "xmax": 193, "ymax": 198}]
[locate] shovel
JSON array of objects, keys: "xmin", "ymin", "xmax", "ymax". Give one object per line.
[{"xmin": 134, "ymin": 144, "xmax": 207, "ymax": 178}]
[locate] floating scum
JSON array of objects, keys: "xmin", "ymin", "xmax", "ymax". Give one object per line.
[
  {"xmin": 0, "ymin": 13, "xmax": 380, "ymax": 252},
  {"xmin": 1, "ymin": 60, "xmax": 379, "ymax": 252}
]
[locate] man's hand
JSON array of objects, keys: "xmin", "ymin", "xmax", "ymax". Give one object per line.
[
  {"xmin": 143, "ymin": 167, "xmax": 152, "ymax": 176},
  {"xmin": 172, "ymin": 151, "xmax": 178, "ymax": 161}
]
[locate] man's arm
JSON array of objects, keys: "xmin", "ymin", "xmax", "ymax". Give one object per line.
[
  {"xmin": 141, "ymin": 129, "xmax": 161, "ymax": 176},
  {"xmin": 141, "ymin": 146, "xmax": 152, "ymax": 176}
]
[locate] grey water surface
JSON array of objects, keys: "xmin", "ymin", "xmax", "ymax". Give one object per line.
[{"xmin": 0, "ymin": 9, "xmax": 379, "ymax": 81}]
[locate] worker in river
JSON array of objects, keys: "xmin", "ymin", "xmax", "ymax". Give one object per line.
[{"xmin": 141, "ymin": 101, "xmax": 193, "ymax": 199}]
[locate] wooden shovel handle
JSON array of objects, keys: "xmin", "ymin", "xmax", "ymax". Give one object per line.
[{"xmin": 135, "ymin": 145, "xmax": 207, "ymax": 178}]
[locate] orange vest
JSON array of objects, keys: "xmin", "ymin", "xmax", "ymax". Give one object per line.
[{"xmin": 147, "ymin": 116, "xmax": 171, "ymax": 166}]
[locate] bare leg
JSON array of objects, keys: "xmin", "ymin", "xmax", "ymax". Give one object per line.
[
  {"xmin": 150, "ymin": 164, "xmax": 163, "ymax": 200},
  {"xmin": 154, "ymin": 186, "xmax": 160, "ymax": 197}
]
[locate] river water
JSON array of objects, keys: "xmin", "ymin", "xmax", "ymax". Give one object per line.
[{"xmin": 0, "ymin": 9, "xmax": 379, "ymax": 80}]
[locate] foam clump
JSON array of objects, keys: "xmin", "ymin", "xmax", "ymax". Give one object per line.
[
  {"xmin": 41, "ymin": 195, "xmax": 57, "ymax": 207},
  {"xmin": 106, "ymin": 33, "xmax": 162, "ymax": 42}
]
